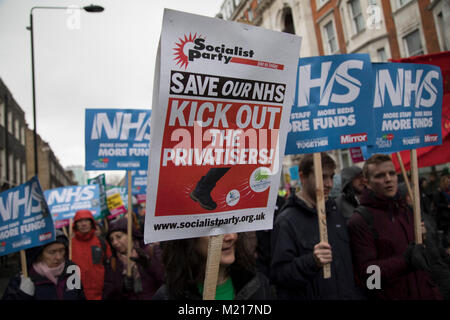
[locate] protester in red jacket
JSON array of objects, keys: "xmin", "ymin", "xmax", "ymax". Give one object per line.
[
  {"xmin": 347, "ymin": 154, "xmax": 442, "ymax": 300},
  {"xmin": 71, "ymin": 209, "xmax": 111, "ymax": 300}
]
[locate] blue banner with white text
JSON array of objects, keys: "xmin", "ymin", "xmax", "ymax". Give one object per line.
[
  {"xmin": 285, "ymin": 54, "xmax": 375, "ymax": 154},
  {"xmin": 0, "ymin": 176, "xmax": 55, "ymax": 256},
  {"xmin": 85, "ymin": 108, "xmax": 151, "ymax": 170}
]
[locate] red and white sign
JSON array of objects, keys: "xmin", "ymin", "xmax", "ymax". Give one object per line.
[{"xmin": 144, "ymin": 9, "xmax": 301, "ymax": 243}]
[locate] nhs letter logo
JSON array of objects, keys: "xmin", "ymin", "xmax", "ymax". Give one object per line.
[
  {"xmin": 298, "ymin": 59, "xmax": 363, "ymax": 107},
  {"xmin": 90, "ymin": 111, "xmax": 151, "ymax": 141},
  {"xmin": 286, "ymin": 54, "xmax": 374, "ymax": 155},
  {"xmin": 85, "ymin": 109, "xmax": 151, "ymax": 170},
  {"xmin": 373, "ymin": 65, "xmax": 441, "ymax": 109}
]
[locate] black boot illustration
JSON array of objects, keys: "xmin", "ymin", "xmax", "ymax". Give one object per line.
[{"xmin": 190, "ymin": 167, "xmax": 231, "ymax": 210}]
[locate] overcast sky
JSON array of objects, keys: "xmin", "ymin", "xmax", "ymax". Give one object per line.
[{"xmin": 0, "ymin": 0, "xmax": 224, "ymax": 180}]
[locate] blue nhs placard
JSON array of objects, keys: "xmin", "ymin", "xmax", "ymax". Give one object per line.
[
  {"xmin": 85, "ymin": 109, "xmax": 151, "ymax": 170},
  {"xmin": 285, "ymin": 54, "xmax": 374, "ymax": 154},
  {"xmin": 44, "ymin": 185, "xmax": 102, "ymax": 221},
  {"xmin": 367, "ymin": 63, "xmax": 443, "ymax": 154},
  {"xmin": 0, "ymin": 177, "xmax": 55, "ymax": 256}
]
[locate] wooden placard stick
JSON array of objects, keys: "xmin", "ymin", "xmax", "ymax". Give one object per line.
[
  {"xmin": 203, "ymin": 234, "xmax": 224, "ymax": 300},
  {"xmin": 20, "ymin": 250, "xmax": 28, "ymax": 278},
  {"xmin": 69, "ymin": 218, "xmax": 74, "ymax": 260},
  {"xmin": 396, "ymin": 152, "xmax": 413, "ymax": 201},
  {"xmin": 127, "ymin": 171, "xmax": 133, "ymax": 277},
  {"xmin": 313, "ymin": 153, "xmax": 331, "ymax": 279},
  {"xmin": 410, "ymin": 149, "xmax": 422, "ymax": 244}
]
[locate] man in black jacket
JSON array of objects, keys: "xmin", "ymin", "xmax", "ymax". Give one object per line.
[
  {"xmin": 335, "ymin": 165, "xmax": 364, "ymax": 223},
  {"xmin": 270, "ymin": 153, "xmax": 364, "ymax": 300}
]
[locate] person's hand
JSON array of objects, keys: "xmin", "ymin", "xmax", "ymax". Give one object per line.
[
  {"xmin": 313, "ymin": 242, "xmax": 332, "ymax": 267},
  {"xmin": 19, "ymin": 275, "xmax": 35, "ymax": 296},
  {"xmin": 404, "ymin": 243, "xmax": 430, "ymax": 271},
  {"xmin": 123, "ymin": 276, "xmax": 134, "ymax": 292},
  {"xmin": 130, "ymin": 248, "xmax": 151, "ymax": 269}
]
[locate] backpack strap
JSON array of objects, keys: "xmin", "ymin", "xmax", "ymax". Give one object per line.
[
  {"xmin": 98, "ymin": 236, "xmax": 108, "ymax": 265},
  {"xmin": 355, "ymin": 205, "xmax": 379, "ymax": 240}
]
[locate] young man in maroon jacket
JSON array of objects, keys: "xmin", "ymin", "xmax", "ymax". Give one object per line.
[{"xmin": 347, "ymin": 154, "xmax": 442, "ymax": 300}]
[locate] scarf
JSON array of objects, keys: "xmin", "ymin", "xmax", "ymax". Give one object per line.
[{"xmin": 32, "ymin": 261, "xmax": 65, "ymax": 285}]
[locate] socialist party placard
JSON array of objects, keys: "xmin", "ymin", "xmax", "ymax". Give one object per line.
[
  {"xmin": 85, "ymin": 109, "xmax": 151, "ymax": 170},
  {"xmin": 44, "ymin": 185, "xmax": 102, "ymax": 221},
  {"xmin": 285, "ymin": 54, "xmax": 375, "ymax": 154},
  {"xmin": 144, "ymin": 9, "xmax": 302, "ymax": 243},
  {"xmin": 366, "ymin": 63, "xmax": 443, "ymax": 154},
  {"xmin": 0, "ymin": 177, "xmax": 55, "ymax": 256}
]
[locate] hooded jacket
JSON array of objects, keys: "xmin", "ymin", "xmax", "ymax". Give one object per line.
[
  {"xmin": 270, "ymin": 194, "xmax": 365, "ymax": 300},
  {"xmin": 71, "ymin": 209, "xmax": 111, "ymax": 300},
  {"xmin": 2, "ymin": 231, "xmax": 85, "ymax": 300},
  {"xmin": 102, "ymin": 217, "xmax": 165, "ymax": 300},
  {"xmin": 347, "ymin": 188, "xmax": 442, "ymax": 300},
  {"xmin": 335, "ymin": 166, "xmax": 362, "ymax": 222},
  {"xmin": 152, "ymin": 267, "xmax": 274, "ymax": 300}
]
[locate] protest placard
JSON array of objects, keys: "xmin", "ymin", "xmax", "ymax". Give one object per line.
[
  {"xmin": 366, "ymin": 63, "xmax": 443, "ymax": 155},
  {"xmin": 44, "ymin": 184, "xmax": 102, "ymax": 221},
  {"xmin": 285, "ymin": 54, "xmax": 375, "ymax": 155},
  {"xmin": 144, "ymin": 9, "xmax": 302, "ymax": 244},
  {"xmin": 85, "ymin": 108, "xmax": 151, "ymax": 170},
  {"xmin": 87, "ymin": 173, "xmax": 109, "ymax": 219},
  {"xmin": 106, "ymin": 187, "xmax": 127, "ymax": 220},
  {"xmin": 0, "ymin": 177, "xmax": 55, "ymax": 266},
  {"xmin": 366, "ymin": 62, "xmax": 443, "ymax": 243}
]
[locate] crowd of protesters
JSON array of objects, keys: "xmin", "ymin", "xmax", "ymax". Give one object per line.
[{"xmin": 2, "ymin": 153, "xmax": 449, "ymax": 300}]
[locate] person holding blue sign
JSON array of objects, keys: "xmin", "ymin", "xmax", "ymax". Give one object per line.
[
  {"xmin": 270, "ymin": 153, "xmax": 365, "ymax": 300},
  {"xmin": 2, "ymin": 230, "xmax": 85, "ymax": 300},
  {"xmin": 347, "ymin": 154, "xmax": 442, "ymax": 300}
]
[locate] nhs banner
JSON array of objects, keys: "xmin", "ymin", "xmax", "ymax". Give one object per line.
[
  {"xmin": 286, "ymin": 54, "xmax": 375, "ymax": 154},
  {"xmin": 367, "ymin": 63, "xmax": 443, "ymax": 154},
  {"xmin": 44, "ymin": 185, "xmax": 102, "ymax": 221},
  {"xmin": 126, "ymin": 170, "xmax": 148, "ymax": 195},
  {"xmin": 85, "ymin": 109, "xmax": 151, "ymax": 170},
  {"xmin": 0, "ymin": 177, "xmax": 55, "ymax": 256}
]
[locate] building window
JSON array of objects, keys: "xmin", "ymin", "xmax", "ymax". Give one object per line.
[
  {"xmin": 398, "ymin": 0, "xmax": 412, "ymax": 8},
  {"xmin": 0, "ymin": 102, "xmax": 5, "ymax": 127},
  {"xmin": 324, "ymin": 20, "xmax": 338, "ymax": 54},
  {"xmin": 15, "ymin": 158, "xmax": 20, "ymax": 185},
  {"xmin": 22, "ymin": 162, "xmax": 26, "ymax": 183},
  {"xmin": 14, "ymin": 119, "xmax": 20, "ymax": 140},
  {"xmin": 436, "ymin": 11, "xmax": 448, "ymax": 51},
  {"xmin": 0, "ymin": 149, "xmax": 5, "ymax": 181},
  {"xmin": 317, "ymin": 0, "xmax": 330, "ymax": 9},
  {"xmin": 7, "ymin": 111, "xmax": 12, "ymax": 133},
  {"xmin": 8, "ymin": 154, "xmax": 13, "ymax": 184},
  {"xmin": 377, "ymin": 47, "xmax": 387, "ymax": 61},
  {"xmin": 282, "ymin": 7, "xmax": 296, "ymax": 34},
  {"xmin": 21, "ymin": 126, "xmax": 25, "ymax": 145},
  {"xmin": 404, "ymin": 29, "xmax": 424, "ymax": 57},
  {"xmin": 349, "ymin": 0, "xmax": 365, "ymax": 34}
]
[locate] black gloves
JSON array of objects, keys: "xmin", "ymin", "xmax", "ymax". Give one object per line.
[
  {"xmin": 130, "ymin": 248, "xmax": 151, "ymax": 269},
  {"xmin": 404, "ymin": 243, "xmax": 431, "ymax": 271}
]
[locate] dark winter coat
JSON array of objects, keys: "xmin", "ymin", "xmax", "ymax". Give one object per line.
[
  {"xmin": 347, "ymin": 188, "xmax": 442, "ymax": 300},
  {"xmin": 335, "ymin": 166, "xmax": 362, "ymax": 222},
  {"xmin": 270, "ymin": 194, "xmax": 365, "ymax": 300},
  {"xmin": 152, "ymin": 268, "xmax": 274, "ymax": 300},
  {"xmin": 2, "ymin": 261, "xmax": 85, "ymax": 300}
]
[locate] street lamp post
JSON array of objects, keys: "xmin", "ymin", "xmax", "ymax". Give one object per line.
[{"xmin": 27, "ymin": 4, "xmax": 104, "ymax": 176}]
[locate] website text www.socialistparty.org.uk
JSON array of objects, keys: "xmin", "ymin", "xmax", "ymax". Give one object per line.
[{"xmin": 153, "ymin": 212, "xmax": 266, "ymax": 231}]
